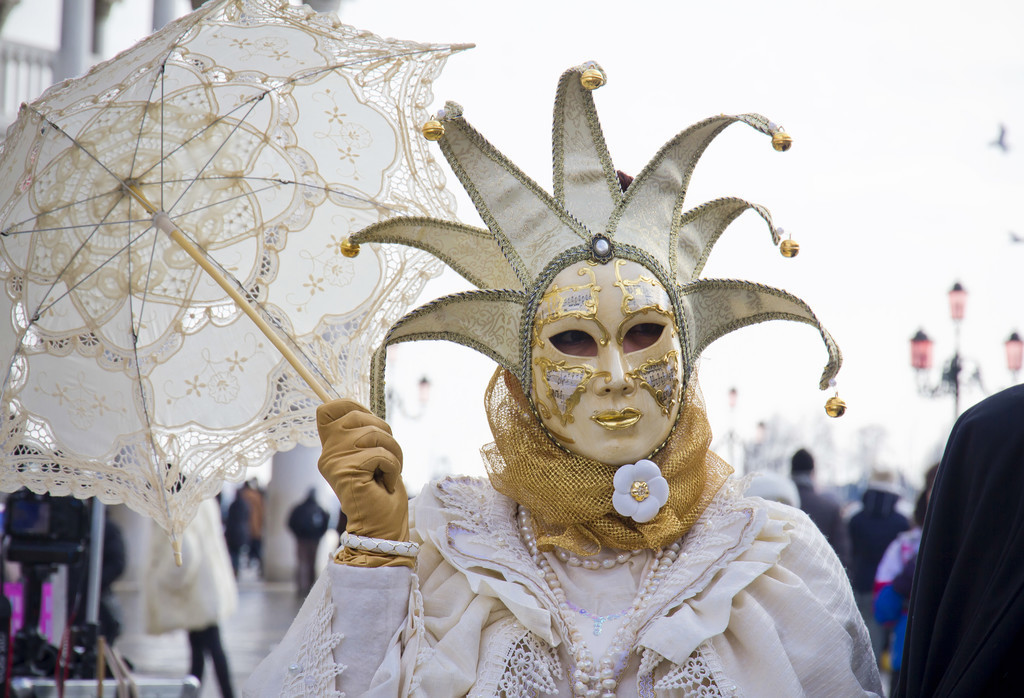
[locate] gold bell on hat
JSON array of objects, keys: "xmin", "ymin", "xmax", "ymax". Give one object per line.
[
  {"xmin": 421, "ymin": 119, "xmax": 445, "ymax": 141},
  {"xmin": 580, "ymin": 67, "xmax": 606, "ymax": 91},
  {"xmin": 340, "ymin": 238, "xmax": 360, "ymax": 258},
  {"xmin": 771, "ymin": 130, "xmax": 793, "ymax": 152},
  {"xmin": 780, "ymin": 238, "xmax": 800, "ymax": 258},
  {"xmin": 824, "ymin": 394, "xmax": 847, "ymax": 418}
]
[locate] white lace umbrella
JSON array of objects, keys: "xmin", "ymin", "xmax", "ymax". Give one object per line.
[{"xmin": 0, "ymin": 0, "xmax": 464, "ymax": 549}]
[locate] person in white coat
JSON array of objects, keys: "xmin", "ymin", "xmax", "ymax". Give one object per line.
[
  {"xmin": 147, "ymin": 497, "xmax": 238, "ymax": 697},
  {"xmin": 247, "ymin": 61, "xmax": 880, "ymax": 696}
]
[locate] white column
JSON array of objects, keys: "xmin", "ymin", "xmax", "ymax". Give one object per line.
[
  {"xmin": 263, "ymin": 445, "xmax": 338, "ymax": 584},
  {"xmin": 151, "ymin": 0, "xmax": 177, "ymax": 32},
  {"xmin": 306, "ymin": 0, "xmax": 343, "ymax": 13},
  {"xmin": 55, "ymin": 0, "xmax": 93, "ymax": 82}
]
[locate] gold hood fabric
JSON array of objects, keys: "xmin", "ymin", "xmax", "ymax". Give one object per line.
[{"xmin": 483, "ymin": 369, "xmax": 732, "ymax": 555}]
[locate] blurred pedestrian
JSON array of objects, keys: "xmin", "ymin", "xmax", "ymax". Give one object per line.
[
  {"xmin": 745, "ymin": 470, "xmax": 800, "ymax": 507},
  {"xmin": 287, "ymin": 488, "xmax": 330, "ymax": 596},
  {"xmin": 894, "ymin": 385, "xmax": 1024, "ymax": 696},
  {"xmin": 224, "ymin": 492, "xmax": 250, "ymax": 578},
  {"xmin": 238, "ymin": 479, "xmax": 265, "ymax": 577},
  {"xmin": 146, "ymin": 497, "xmax": 238, "ymax": 698},
  {"xmin": 790, "ymin": 447, "xmax": 851, "ymax": 568},
  {"xmin": 848, "ymin": 465, "xmax": 910, "ymax": 661},
  {"xmin": 874, "ymin": 482, "xmax": 931, "ymax": 682}
]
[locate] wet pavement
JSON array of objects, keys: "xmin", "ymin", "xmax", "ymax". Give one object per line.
[{"xmin": 114, "ymin": 563, "xmax": 304, "ymax": 697}]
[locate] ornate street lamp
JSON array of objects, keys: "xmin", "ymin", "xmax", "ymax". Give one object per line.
[{"xmin": 911, "ymin": 282, "xmax": 1018, "ymax": 418}]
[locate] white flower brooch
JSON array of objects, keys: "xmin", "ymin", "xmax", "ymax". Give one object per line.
[{"xmin": 612, "ymin": 459, "xmax": 669, "ymax": 523}]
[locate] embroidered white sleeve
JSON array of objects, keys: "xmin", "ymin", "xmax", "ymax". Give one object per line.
[{"xmin": 281, "ymin": 574, "xmax": 345, "ymax": 697}]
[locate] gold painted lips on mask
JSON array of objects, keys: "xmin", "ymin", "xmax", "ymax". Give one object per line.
[{"xmin": 591, "ymin": 408, "xmax": 643, "ymax": 430}]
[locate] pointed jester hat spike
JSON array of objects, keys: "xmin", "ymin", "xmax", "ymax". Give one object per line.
[{"xmin": 351, "ymin": 61, "xmax": 842, "ymax": 421}]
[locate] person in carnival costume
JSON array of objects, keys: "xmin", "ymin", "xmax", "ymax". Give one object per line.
[
  {"xmin": 247, "ymin": 63, "xmax": 881, "ymax": 697},
  {"xmin": 894, "ymin": 384, "xmax": 1024, "ymax": 696}
]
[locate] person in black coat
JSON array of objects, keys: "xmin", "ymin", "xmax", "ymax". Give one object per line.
[
  {"xmin": 848, "ymin": 466, "xmax": 910, "ymax": 660},
  {"xmin": 894, "ymin": 384, "xmax": 1024, "ymax": 696},
  {"xmin": 287, "ymin": 489, "xmax": 330, "ymax": 596},
  {"xmin": 790, "ymin": 448, "xmax": 851, "ymax": 570},
  {"xmin": 224, "ymin": 494, "xmax": 250, "ymax": 578}
]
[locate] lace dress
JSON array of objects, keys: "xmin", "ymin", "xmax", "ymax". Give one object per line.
[{"xmin": 245, "ymin": 477, "xmax": 882, "ymax": 696}]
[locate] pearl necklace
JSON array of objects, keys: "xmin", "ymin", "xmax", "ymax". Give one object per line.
[
  {"xmin": 554, "ymin": 547, "xmax": 643, "ymax": 570},
  {"xmin": 518, "ymin": 507, "xmax": 683, "ymax": 698}
]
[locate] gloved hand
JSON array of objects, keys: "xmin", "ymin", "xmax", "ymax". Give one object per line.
[{"xmin": 316, "ymin": 399, "xmax": 411, "ymax": 568}]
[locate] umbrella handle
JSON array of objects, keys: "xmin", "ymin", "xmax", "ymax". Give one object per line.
[{"xmin": 147, "ymin": 210, "xmax": 334, "ymax": 404}]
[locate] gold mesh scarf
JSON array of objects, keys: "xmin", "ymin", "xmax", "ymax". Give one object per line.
[{"xmin": 483, "ymin": 369, "xmax": 732, "ymax": 555}]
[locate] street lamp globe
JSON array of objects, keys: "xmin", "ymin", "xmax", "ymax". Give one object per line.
[
  {"xmin": 910, "ymin": 330, "xmax": 933, "ymax": 371},
  {"xmin": 948, "ymin": 282, "xmax": 967, "ymax": 322},
  {"xmin": 1006, "ymin": 332, "xmax": 1023, "ymax": 379}
]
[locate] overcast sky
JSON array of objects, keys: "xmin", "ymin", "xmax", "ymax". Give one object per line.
[{"xmin": 6, "ymin": 0, "xmax": 1022, "ymax": 491}]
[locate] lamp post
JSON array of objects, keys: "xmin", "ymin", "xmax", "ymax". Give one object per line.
[{"xmin": 910, "ymin": 282, "xmax": 1019, "ymax": 419}]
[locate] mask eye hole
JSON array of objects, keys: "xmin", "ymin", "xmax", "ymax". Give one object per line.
[
  {"xmin": 550, "ymin": 329, "xmax": 598, "ymax": 357},
  {"xmin": 623, "ymin": 322, "xmax": 665, "ymax": 353}
]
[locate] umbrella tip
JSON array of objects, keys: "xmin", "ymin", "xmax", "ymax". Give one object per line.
[{"xmin": 172, "ymin": 539, "xmax": 183, "ymax": 567}]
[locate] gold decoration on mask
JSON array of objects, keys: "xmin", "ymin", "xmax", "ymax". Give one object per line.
[
  {"xmin": 590, "ymin": 407, "xmax": 642, "ymax": 430},
  {"xmin": 627, "ymin": 350, "xmax": 681, "ymax": 415},
  {"xmin": 772, "ymin": 130, "xmax": 793, "ymax": 152},
  {"xmin": 613, "ymin": 261, "xmax": 673, "ymax": 343},
  {"xmin": 421, "ymin": 119, "xmax": 445, "ymax": 141},
  {"xmin": 484, "ymin": 368, "xmax": 732, "ymax": 555},
  {"xmin": 533, "ymin": 357, "xmax": 597, "ymax": 426},
  {"xmin": 825, "ymin": 394, "xmax": 847, "ymax": 418},
  {"xmin": 580, "ymin": 67, "xmax": 606, "ymax": 91},
  {"xmin": 779, "ymin": 238, "xmax": 799, "ymax": 258},
  {"xmin": 340, "ymin": 238, "xmax": 360, "ymax": 258},
  {"xmin": 533, "ymin": 266, "xmax": 609, "ymax": 348}
]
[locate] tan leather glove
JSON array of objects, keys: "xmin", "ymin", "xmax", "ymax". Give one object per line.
[{"xmin": 317, "ymin": 399, "xmax": 411, "ymax": 568}]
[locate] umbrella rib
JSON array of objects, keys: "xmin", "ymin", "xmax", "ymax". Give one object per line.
[
  {"xmin": 161, "ymin": 180, "xmax": 283, "ymax": 218},
  {"xmin": 1, "ymin": 218, "xmax": 153, "ymax": 236},
  {"xmin": 132, "ymin": 45, "xmax": 464, "ymax": 191},
  {"xmin": 33, "ymin": 221, "xmax": 154, "ymax": 321},
  {"xmin": 165, "ymin": 98, "xmax": 264, "ymax": 214},
  {"xmin": 127, "ymin": 61, "xmax": 166, "ymax": 188},
  {"xmin": 27, "ymin": 107, "xmax": 142, "ymax": 204},
  {"xmin": 27, "ymin": 194, "xmax": 129, "ymax": 320},
  {"xmin": 126, "ymin": 193, "xmax": 157, "ymax": 340},
  {"xmin": 155, "ymin": 173, "xmax": 403, "ymax": 214},
  {"xmin": 0, "ymin": 189, "xmax": 135, "ymax": 235}
]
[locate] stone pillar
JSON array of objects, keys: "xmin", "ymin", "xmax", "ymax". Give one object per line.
[
  {"xmin": 263, "ymin": 445, "xmax": 338, "ymax": 584},
  {"xmin": 55, "ymin": 0, "xmax": 93, "ymax": 82},
  {"xmin": 152, "ymin": 0, "xmax": 178, "ymax": 32},
  {"xmin": 306, "ymin": 0, "xmax": 343, "ymax": 13}
]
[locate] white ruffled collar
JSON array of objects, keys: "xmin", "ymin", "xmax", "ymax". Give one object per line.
[{"xmin": 411, "ymin": 475, "xmax": 796, "ymax": 663}]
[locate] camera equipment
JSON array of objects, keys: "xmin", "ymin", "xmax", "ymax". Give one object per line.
[
  {"xmin": 3, "ymin": 489, "xmax": 89, "ymax": 566},
  {"xmin": 2, "ymin": 489, "xmax": 91, "ymax": 679}
]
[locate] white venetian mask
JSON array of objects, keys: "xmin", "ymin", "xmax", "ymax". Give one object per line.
[{"xmin": 530, "ymin": 259, "xmax": 683, "ymax": 466}]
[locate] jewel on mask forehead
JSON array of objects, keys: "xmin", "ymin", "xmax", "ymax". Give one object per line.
[{"xmin": 591, "ymin": 234, "xmax": 613, "ymax": 263}]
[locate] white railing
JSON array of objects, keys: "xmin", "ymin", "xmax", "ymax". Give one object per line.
[{"xmin": 0, "ymin": 38, "xmax": 56, "ymax": 130}]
